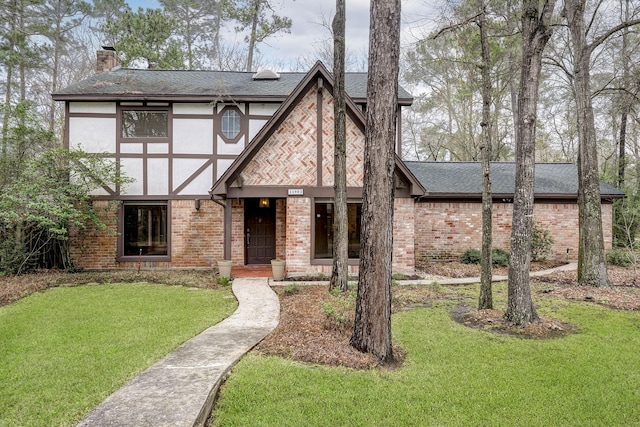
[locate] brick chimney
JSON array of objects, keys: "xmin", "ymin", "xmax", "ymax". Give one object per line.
[{"xmin": 96, "ymin": 46, "xmax": 118, "ymax": 73}]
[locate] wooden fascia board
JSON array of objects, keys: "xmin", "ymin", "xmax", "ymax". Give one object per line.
[
  {"xmin": 51, "ymin": 94, "xmax": 290, "ymax": 103},
  {"xmin": 394, "ymin": 155, "xmax": 427, "ymax": 197},
  {"xmin": 350, "ymin": 96, "xmax": 413, "ymax": 106},
  {"xmin": 418, "ymin": 192, "xmax": 623, "ymax": 201}
]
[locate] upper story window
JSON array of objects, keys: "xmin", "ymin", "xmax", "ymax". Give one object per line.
[
  {"xmin": 122, "ymin": 110, "xmax": 168, "ymax": 138},
  {"xmin": 221, "ymin": 108, "xmax": 241, "ymax": 140}
]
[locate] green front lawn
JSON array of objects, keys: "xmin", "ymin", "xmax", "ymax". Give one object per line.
[
  {"xmin": 213, "ymin": 287, "xmax": 640, "ymax": 426},
  {"xmin": 0, "ymin": 283, "xmax": 236, "ymax": 426}
]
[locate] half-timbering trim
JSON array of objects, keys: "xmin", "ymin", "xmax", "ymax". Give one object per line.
[{"xmin": 317, "ymin": 80, "xmax": 323, "ymax": 186}]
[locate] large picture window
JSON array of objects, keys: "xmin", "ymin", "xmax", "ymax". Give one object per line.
[
  {"xmin": 314, "ymin": 201, "xmax": 362, "ymax": 259},
  {"xmin": 122, "ymin": 203, "xmax": 168, "ymax": 257},
  {"xmin": 121, "ymin": 110, "xmax": 168, "ymax": 138}
]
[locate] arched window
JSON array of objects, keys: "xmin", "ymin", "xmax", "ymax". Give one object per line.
[{"xmin": 221, "ymin": 108, "xmax": 241, "ymax": 140}]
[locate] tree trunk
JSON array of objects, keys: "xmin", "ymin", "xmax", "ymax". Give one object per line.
[
  {"xmin": 245, "ymin": 0, "xmax": 259, "ymax": 72},
  {"xmin": 618, "ymin": 110, "xmax": 627, "ymax": 188},
  {"xmin": 2, "ymin": 0, "xmax": 18, "ymax": 158},
  {"xmin": 617, "ymin": 0, "xmax": 630, "ymax": 189},
  {"xmin": 478, "ymin": 6, "xmax": 493, "ymax": 310},
  {"xmin": 564, "ymin": 0, "xmax": 608, "ymax": 287},
  {"xmin": 350, "ymin": 0, "xmax": 400, "ymax": 362},
  {"xmin": 50, "ymin": 19, "xmax": 61, "ymax": 132},
  {"xmin": 505, "ymin": 0, "xmax": 556, "ymax": 326},
  {"xmin": 330, "ymin": 0, "xmax": 348, "ymax": 292},
  {"xmin": 212, "ymin": 1, "xmax": 223, "ymax": 62}
]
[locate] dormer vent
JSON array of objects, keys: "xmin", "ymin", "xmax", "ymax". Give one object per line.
[{"xmin": 252, "ymin": 69, "xmax": 280, "ymax": 80}]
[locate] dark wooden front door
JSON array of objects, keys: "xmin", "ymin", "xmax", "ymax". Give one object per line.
[{"xmin": 245, "ymin": 199, "xmax": 276, "ymax": 264}]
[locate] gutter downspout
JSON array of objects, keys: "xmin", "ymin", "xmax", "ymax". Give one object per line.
[{"xmin": 212, "ymin": 197, "xmax": 232, "ymax": 261}]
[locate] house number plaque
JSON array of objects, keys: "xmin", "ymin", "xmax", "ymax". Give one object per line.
[{"xmin": 287, "ymin": 189, "xmax": 304, "ymax": 196}]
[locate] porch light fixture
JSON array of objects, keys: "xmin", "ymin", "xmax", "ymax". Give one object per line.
[{"xmin": 259, "ymin": 198, "xmax": 270, "ymax": 208}]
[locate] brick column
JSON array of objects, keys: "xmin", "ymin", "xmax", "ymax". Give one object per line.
[{"xmin": 285, "ymin": 197, "xmax": 311, "ymax": 273}]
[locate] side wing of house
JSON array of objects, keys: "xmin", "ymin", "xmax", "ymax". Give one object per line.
[{"xmin": 406, "ymin": 161, "xmax": 624, "ymax": 264}]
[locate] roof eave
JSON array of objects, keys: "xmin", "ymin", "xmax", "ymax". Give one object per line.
[
  {"xmin": 51, "ymin": 93, "xmax": 291, "ymax": 103},
  {"xmin": 349, "ymin": 96, "xmax": 413, "ymax": 106},
  {"xmin": 419, "ymin": 192, "xmax": 623, "ymax": 200}
]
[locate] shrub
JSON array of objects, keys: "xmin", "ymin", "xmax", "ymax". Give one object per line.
[
  {"xmin": 492, "ymin": 248, "xmax": 510, "ymax": 267},
  {"xmin": 215, "ymin": 276, "xmax": 231, "ymax": 286},
  {"xmin": 282, "ymin": 284, "xmax": 300, "ymax": 296},
  {"xmin": 460, "ymin": 249, "xmax": 482, "ymax": 264},
  {"xmin": 460, "ymin": 248, "xmax": 509, "ymax": 267},
  {"xmin": 531, "ymin": 222, "xmax": 555, "ymax": 261},
  {"xmin": 320, "ymin": 289, "xmax": 355, "ymax": 332},
  {"xmin": 607, "ymin": 249, "xmax": 635, "ymax": 267}
]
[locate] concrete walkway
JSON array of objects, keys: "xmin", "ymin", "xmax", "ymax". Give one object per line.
[
  {"xmin": 396, "ymin": 262, "xmax": 578, "ymax": 286},
  {"xmin": 77, "ymin": 278, "xmax": 279, "ymax": 427}
]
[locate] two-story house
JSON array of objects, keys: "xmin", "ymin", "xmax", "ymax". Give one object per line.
[{"xmin": 51, "ymin": 49, "xmax": 624, "ymax": 274}]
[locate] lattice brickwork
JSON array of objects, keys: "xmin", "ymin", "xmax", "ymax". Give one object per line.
[
  {"xmin": 321, "ymin": 89, "xmax": 365, "ymax": 187},
  {"xmin": 242, "ymin": 89, "xmax": 318, "ymax": 186}
]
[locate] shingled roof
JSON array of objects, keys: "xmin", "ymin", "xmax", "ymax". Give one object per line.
[
  {"xmin": 52, "ymin": 67, "xmax": 413, "ymax": 104},
  {"xmin": 404, "ymin": 162, "xmax": 625, "ymax": 200}
]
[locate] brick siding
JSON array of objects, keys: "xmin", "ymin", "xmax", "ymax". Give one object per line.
[
  {"xmin": 321, "ymin": 88, "xmax": 365, "ymax": 187},
  {"xmin": 392, "ymin": 197, "xmax": 415, "ymax": 274},
  {"xmin": 414, "ymin": 200, "xmax": 614, "ymax": 266},
  {"xmin": 170, "ymin": 199, "xmax": 224, "ymax": 267},
  {"xmin": 69, "ymin": 200, "xmax": 119, "ymax": 269},
  {"xmin": 285, "ymin": 197, "xmax": 311, "ymax": 273},
  {"xmin": 70, "ymin": 199, "xmax": 225, "ymax": 270},
  {"xmin": 231, "ymin": 199, "xmax": 244, "ymax": 266},
  {"xmin": 276, "ymin": 199, "xmax": 287, "ymax": 260}
]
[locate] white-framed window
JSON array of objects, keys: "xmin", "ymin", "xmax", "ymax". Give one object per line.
[{"xmin": 221, "ymin": 108, "xmax": 241, "ymax": 140}]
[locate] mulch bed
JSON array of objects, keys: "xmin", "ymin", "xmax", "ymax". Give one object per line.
[
  {"xmin": 418, "ymin": 260, "xmax": 566, "ymax": 279},
  {"xmin": 255, "ymin": 286, "xmax": 381, "ymax": 370},
  {"xmin": 451, "ymin": 305, "xmax": 574, "ymax": 339},
  {"xmin": 0, "ymin": 270, "xmax": 223, "ymax": 307}
]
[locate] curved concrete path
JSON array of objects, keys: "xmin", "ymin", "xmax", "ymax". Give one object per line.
[
  {"xmin": 272, "ymin": 263, "xmax": 579, "ymax": 287},
  {"xmin": 396, "ymin": 262, "xmax": 578, "ymax": 286},
  {"xmin": 78, "ymin": 278, "xmax": 279, "ymax": 427}
]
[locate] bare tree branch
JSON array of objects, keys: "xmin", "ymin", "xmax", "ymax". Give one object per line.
[
  {"xmin": 587, "ymin": 18, "xmax": 640, "ymax": 55},
  {"xmin": 431, "ymin": 12, "xmax": 483, "ymax": 39}
]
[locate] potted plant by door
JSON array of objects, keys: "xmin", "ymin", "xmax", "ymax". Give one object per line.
[
  {"xmin": 271, "ymin": 259, "xmax": 286, "ymax": 281},
  {"xmin": 217, "ymin": 260, "xmax": 233, "ymax": 279}
]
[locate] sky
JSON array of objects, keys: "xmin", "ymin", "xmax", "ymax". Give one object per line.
[{"xmin": 127, "ymin": 0, "xmax": 439, "ymax": 70}]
